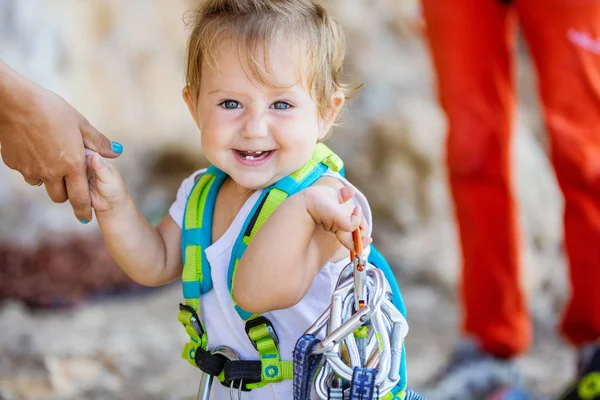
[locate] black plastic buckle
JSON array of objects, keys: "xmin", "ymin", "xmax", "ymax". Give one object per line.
[
  {"xmin": 244, "ymin": 316, "xmax": 279, "ymax": 350},
  {"xmin": 179, "ymin": 303, "xmax": 205, "ymax": 337}
]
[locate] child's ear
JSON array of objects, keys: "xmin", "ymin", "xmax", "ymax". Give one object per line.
[
  {"xmin": 182, "ymin": 86, "xmax": 202, "ymax": 129},
  {"xmin": 318, "ymin": 91, "xmax": 345, "ymax": 140}
]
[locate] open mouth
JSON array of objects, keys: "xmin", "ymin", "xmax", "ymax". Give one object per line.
[{"xmin": 234, "ymin": 150, "xmax": 273, "ymax": 161}]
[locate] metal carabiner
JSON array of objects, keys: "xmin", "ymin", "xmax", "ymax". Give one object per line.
[
  {"xmin": 229, "ymin": 379, "xmax": 243, "ymax": 400},
  {"xmin": 312, "ymin": 263, "xmax": 407, "ymax": 399},
  {"xmin": 351, "ymin": 229, "xmax": 368, "ymax": 311}
]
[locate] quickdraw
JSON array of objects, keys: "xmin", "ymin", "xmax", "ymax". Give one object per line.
[{"xmin": 293, "ymin": 228, "xmax": 415, "ymax": 400}]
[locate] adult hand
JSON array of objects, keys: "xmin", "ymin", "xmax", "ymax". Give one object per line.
[{"xmin": 0, "ymin": 61, "xmax": 123, "ymax": 222}]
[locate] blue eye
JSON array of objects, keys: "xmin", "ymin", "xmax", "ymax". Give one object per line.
[
  {"xmin": 220, "ymin": 100, "xmax": 241, "ymax": 109},
  {"xmin": 271, "ymin": 101, "xmax": 292, "ymax": 110}
]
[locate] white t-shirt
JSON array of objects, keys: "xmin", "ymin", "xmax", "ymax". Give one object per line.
[{"xmin": 169, "ymin": 169, "xmax": 373, "ymax": 400}]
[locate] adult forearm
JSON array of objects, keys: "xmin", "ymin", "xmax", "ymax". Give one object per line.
[{"xmin": 96, "ymin": 196, "xmax": 171, "ymax": 286}]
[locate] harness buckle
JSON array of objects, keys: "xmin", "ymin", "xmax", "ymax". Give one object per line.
[
  {"xmin": 244, "ymin": 316, "xmax": 279, "ymax": 350},
  {"xmin": 179, "ymin": 303, "xmax": 205, "ymax": 338}
]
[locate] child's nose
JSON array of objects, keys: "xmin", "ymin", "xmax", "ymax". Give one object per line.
[{"xmin": 242, "ymin": 111, "xmax": 268, "ymax": 138}]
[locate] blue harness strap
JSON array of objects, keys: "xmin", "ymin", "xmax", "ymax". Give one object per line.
[
  {"xmin": 293, "ymin": 334, "xmax": 323, "ymax": 400},
  {"xmin": 181, "ymin": 165, "xmax": 228, "ymax": 298},
  {"xmin": 350, "ymin": 367, "xmax": 378, "ymax": 400}
]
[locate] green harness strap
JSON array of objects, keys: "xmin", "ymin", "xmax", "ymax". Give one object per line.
[{"xmin": 178, "ymin": 143, "xmax": 343, "ymax": 388}]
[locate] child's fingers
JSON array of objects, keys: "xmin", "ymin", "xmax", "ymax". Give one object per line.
[
  {"xmin": 342, "ymin": 205, "xmax": 363, "ymax": 232},
  {"xmin": 329, "ymin": 205, "xmax": 362, "ymax": 235},
  {"xmin": 360, "ymin": 216, "xmax": 369, "ymax": 232},
  {"xmin": 335, "ymin": 235, "xmax": 372, "ymax": 255},
  {"xmin": 335, "ymin": 231, "xmax": 372, "ymax": 252},
  {"xmin": 90, "ymin": 153, "xmax": 113, "ymax": 184},
  {"xmin": 338, "ymin": 186, "xmax": 354, "ymax": 204},
  {"xmin": 336, "ymin": 231, "xmax": 355, "ymax": 251}
]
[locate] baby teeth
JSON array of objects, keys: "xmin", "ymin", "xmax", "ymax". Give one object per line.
[{"xmin": 245, "ymin": 155, "xmax": 255, "ymax": 160}]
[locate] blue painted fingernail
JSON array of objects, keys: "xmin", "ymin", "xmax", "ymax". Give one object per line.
[
  {"xmin": 111, "ymin": 141, "xmax": 123, "ymax": 154},
  {"xmin": 79, "ymin": 219, "xmax": 89, "ymax": 224}
]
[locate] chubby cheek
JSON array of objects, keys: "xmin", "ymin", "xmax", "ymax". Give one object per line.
[
  {"xmin": 277, "ymin": 131, "xmax": 318, "ymax": 169},
  {"xmin": 200, "ymin": 131, "xmax": 226, "ymax": 165},
  {"xmin": 200, "ymin": 117, "xmax": 230, "ymax": 149}
]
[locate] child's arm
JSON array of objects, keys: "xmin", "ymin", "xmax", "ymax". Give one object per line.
[
  {"xmin": 233, "ymin": 177, "xmax": 369, "ymax": 314},
  {"xmin": 88, "ymin": 152, "xmax": 182, "ymax": 286}
]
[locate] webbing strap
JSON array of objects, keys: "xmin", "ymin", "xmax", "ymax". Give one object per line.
[
  {"xmin": 223, "ymin": 360, "xmax": 262, "ymax": 385},
  {"xmin": 181, "ymin": 166, "xmax": 228, "ymax": 308},
  {"xmin": 178, "ymin": 305, "xmax": 208, "ymax": 367},
  {"xmin": 293, "ymin": 334, "xmax": 323, "ymax": 400},
  {"xmin": 328, "ymin": 388, "xmax": 344, "ymax": 400},
  {"xmin": 350, "ymin": 367, "xmax": 378, "ymax": 400},
  {"xmin": 180, "ymin": 167, "xmax": 227, "ymax": 366},
  {"xmin": 195, "ymin": 347, "xmax": 227, "ymax": 375},
  {"xmin": 242, "ymin": 317, "xmax": 294, "ymax": 388}
]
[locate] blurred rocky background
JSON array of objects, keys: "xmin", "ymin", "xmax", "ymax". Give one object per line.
[{"xmin": 0, "ymin": 0, "xmax": 571, "ymax": 399}]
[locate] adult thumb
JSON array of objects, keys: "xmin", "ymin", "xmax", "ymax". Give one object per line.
[{"xmin": 81, "ymin": 119, "xmax": 123, "ymax": 159}]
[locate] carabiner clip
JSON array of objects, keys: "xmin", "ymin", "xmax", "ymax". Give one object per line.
[{"xmin": 351, "ymin": 229, "xmax": 367, "ymax": 310}]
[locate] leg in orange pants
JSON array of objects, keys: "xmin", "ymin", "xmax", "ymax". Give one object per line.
[
  {"xmin": 423, "ymin": 0, "xmax": 600, "ymax": 357},
  {"xmin": 516, "ymin": 0, "xmax": 600, "ymax": 347},
  {"xmin": 421, "ymin": 0, "xmax": 532, "ymax": 358}
]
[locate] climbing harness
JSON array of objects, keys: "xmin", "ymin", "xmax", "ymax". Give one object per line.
[
  {"xmin": 293, "ymin": 229, "xmax": 411, "ymax": 400},
  {"xmin": 177, "ymin": 144, "xmax": 416, "ymax": 399}
]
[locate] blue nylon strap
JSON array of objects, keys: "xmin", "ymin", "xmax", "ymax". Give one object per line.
[
  {"xmin": 227, "ymin": 189, "xmax": 263, "ymax": 293},
  {"xmin": 233, "ymin": 304, "xmax": 254, "ymax": 321},
  {"xmin": 293, "ymin": 334, "xmax": 323, "ymax": 400},
  {"xmin": 350, "ymin": 367, "xmax": 378, "ymax": 400},
  {"xmin": 272, "ymin": 163, "xmax": 329, "ymax": 194},
  {"xmin": 182, "ymin": 228, "xmax": 202, "ymax": 246},
  {"xmin": 199, "ymin": 167, "xmax": 226, "ymax": 294},
  {"xmin": 181, "ymin": 171, "xmax": 206, "ymax": 266},
  {"xmin": 182, "ymin": 281, "xmax": 201, "ymax": 299},
  {"xmin": 271, "ymin": 176, "xmax": 298, "ymax": 194},
  {"xmin": 295, "ymin": 163, "xmax": 329, "ymax": 191}
]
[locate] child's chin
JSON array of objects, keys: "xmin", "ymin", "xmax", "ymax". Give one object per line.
[{"xmin": 234, "ymin": 175, "xmax": 273, "ymax": 191}]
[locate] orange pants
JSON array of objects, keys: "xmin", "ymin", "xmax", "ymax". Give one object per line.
[{"xmin": 421, "ymin": 0, "xmax": 600, "ymax": 357}]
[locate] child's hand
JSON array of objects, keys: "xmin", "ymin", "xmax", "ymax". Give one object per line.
[
  {"xmin": 303, "ymin": 185, "xmax": 371, "ymax": 251},
  {"xmin": 86, "ymin": 151, "xmax": 128, "ymax": 213}
]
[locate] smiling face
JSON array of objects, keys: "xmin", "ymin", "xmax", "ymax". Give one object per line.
[{"xmin": 184, "ymin": 41, "xmax": 343, "ymax": 191}]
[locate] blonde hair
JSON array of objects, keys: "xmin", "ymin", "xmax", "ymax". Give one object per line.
[{"xmin": 184, "ymin": 0, "xmax": 358, "ymax": 119}]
